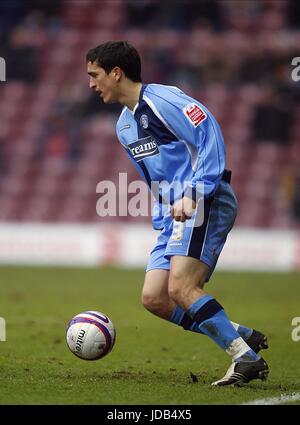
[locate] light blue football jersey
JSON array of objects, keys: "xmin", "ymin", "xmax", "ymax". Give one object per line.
[{"xmin": 116, "ymin": 84, "xmax": 226, "ymax": 229}]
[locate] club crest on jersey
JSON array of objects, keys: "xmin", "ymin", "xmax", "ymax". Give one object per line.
[
  {"xmin": 128, "ymin": 136, "xmax": 159, "ymax": 162},
  {"xmin": 140, "ymin": 114, "xmax": 149, "ymax": 129},
  {"xmin": 183, "ymin": 103, "xmax": 207, "ymax": 127}
]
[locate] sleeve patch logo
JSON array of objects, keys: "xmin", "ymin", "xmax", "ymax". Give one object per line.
[{"xmin": 183, "ymin": 103, "xmax": 207, "ymax": 127}]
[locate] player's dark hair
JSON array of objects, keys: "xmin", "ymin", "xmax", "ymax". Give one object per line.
[{"xmin": 86, "ymin": 41, "xmax": 142, "ymax": 82}]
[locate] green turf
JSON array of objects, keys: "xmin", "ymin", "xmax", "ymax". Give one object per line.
[{"xmin": 0, "ymin": 266, "xmax": 299, "ymax": 405}]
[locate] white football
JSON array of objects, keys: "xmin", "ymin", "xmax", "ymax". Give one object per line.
[{"xmin": 66, "ymin": 310, "xmax": 116, "ymax": 360}]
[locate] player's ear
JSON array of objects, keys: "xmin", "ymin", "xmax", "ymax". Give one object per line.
[{"xmin": 112, "ymin": 67, "xmax": 122, "ymax": 81}]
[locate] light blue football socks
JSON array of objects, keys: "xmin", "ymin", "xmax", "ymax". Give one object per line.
[
  {"xmin": 170, "ymin": 295, "xmax": 259, "ymax": 362},
  {"xmin": 170, "ymin": 305, "xmax": 253, "ymax": 340},
  {"xmin": 230, "ymin": 321, "xmax": 253, "ymax": 340}
]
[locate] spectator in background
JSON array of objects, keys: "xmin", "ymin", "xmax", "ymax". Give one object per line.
[
  {"xmin": 280, "ymin": 162, "xmax": 300, "ymax": 226},
  {"xmin": 81, "ymin": 90, "xmax": 122, "ymax": 116},
  {"xmin": 125, "ymin": 0, "xmax": 160, "ymax": 29},
  {"xmin": 0, "ymin": 0, "xmax": 62, "ymax": 34},
  {"xmin": 287, "ymin": 0, "xmax": 300, "ymax": 29},
  {"xmin": 0, "ymin": 25, "xmax": 39, "ymax": 83},
  {"xmin": 34, "ymin": 107, "xmax": 82, "ymax": 170},
  {"xmin": 55, "ymin": 81, "xmax": 121, "ymax": 118},
  {"xmin": 0, "ymin": 0, "xmax": 62, "ymax": 82},
  {"xmin": 291, "ymin": 176, "xmax": 300, "ymax": 224},
  {"xmin": 0, "ymin": 138, "xmax": 7, "ymax": 176},
  {"xmin": 33, "ymin": 81, "xmax": 120, "ymax": 173},
  {"xmin": 0, "ymin": 0, "xmax": 27, "ymax": 36},
  {"xmin": 125, "ymin": 0, "xmax": 224, "ymax": 32},
  {"xmin": 252, "ymin": 86, "xmax": 293, "ymax": 145},
  {"xmin": 238, "ymin": 50, "xmax": 276, "ymax": 84}
]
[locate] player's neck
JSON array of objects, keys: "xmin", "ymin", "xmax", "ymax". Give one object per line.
[{"xmin": 118, "ymin": 81, "xmax": 142, "ymax": 111}]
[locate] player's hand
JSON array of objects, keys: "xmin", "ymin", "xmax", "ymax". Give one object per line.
[{"xmin": 171, "ymin": 197, "xmax": 196, "ymax": 222}]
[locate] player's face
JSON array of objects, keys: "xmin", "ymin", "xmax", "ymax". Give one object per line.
[{"xmin": 87, "ymin": 61, "xmax": 120, "ymax": 104}]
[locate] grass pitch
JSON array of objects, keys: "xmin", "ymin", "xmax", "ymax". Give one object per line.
[{"xmin": 0, "ymin": 266, "xmax": 299, "ymax": 405}]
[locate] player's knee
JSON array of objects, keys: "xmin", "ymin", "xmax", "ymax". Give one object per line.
[
  {"xmin": 168, "ymin": 268, "xmax": 207, "ymax": 304},
  {"xmin": 141, "ymin": 291, "xmax": 165, "ymax": 315},
  {"xmin": 168, "ymin": 273, "xmax": 190, "ymax": 304}
]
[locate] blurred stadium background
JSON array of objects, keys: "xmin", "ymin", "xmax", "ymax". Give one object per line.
[
  {"xmin": 0, "ymin": 0, "xmax": 299, "ymax": 270},
  {"xmin": 1, "ymin": 0, "xmax": 300, "ymax": 406}
]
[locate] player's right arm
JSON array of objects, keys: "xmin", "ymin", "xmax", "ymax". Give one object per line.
[{"xmin": 143, "ymin": 85, "xmax": 226, "ymax": 203}]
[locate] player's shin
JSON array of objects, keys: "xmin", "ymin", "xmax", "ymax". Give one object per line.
[
  {"xmin": 170, "ymin": 305, "xmax": 204, "ymax": 333},
  {"xmin": 170, "ymin": 306, "xmax": 253, "ymax": 340},
  {"xmin": 185, "ymin": 295, "xmax": 260, "ymax": 362}
]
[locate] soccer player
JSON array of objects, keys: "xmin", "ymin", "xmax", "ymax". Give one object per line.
[{"xmin": 86, "ymin": 41, "xmax": 269, "ymax": 386}]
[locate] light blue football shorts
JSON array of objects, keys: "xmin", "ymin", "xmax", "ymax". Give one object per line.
[{"xmin": 146, "ymin": 180, "xmax": 238, "ymax": 282}]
